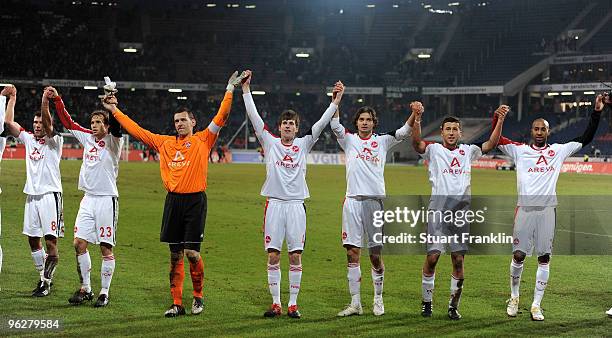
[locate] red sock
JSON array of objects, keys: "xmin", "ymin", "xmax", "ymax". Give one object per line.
[
  {"xmin": 189, "ymin": 257, "xmax": 204, "ymax": 298},
  {"xmin": 170, "ymin": 259, "xmax": 185, "ymax": 305}
]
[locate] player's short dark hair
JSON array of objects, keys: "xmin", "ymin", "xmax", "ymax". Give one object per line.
[
  {"xmin": 174, "ymin": 107, "xmax": 195, "ymax": 120},
  {"xmin": 34, "ymin": 111, "xmax": 42, "ymax": 118},
  {"xmin": 278, "ymin": 109, "xmax": 300, "ymax": 128},
  {"xmin": 441, "ymin": 116, "xmax": 461, "ymax": 130},
  {"xmin": 90, "ymin": 110, "xmax": 109, "ymax": 125},
  {"xmin": 352, "ymin": 106, "xmax": 378, "ymax": 129}
]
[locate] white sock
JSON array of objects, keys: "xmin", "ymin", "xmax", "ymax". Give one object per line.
[
  {"xmin": 267, "ymin": 263, "xmax": 281, "ymax": 305},
  {"xmin": 31, "ymin": 248, "xmax": 46, "ymax": 281},
  {"xmin": 532, "ymin": 263, "xmax": 549, "ymax": 308},
  {"xmin": 449, "ymin": 275, "xmax": 464, "ymax": 308},
  {"xmin": 347, "ymin": 263, "xmax": 361, "ymax": 306},
  {"xmin": 371, "ymin": 267, "xmax": 384, "ymax": 298},
  {"xmin": 100, "ymin": 255, "xmax": 115, "ymax": 296},
  {"xmin": 510, "ymin": 259, "xmax": 524, "ymax": 298},
  {"xmin": 77, "ymin": 251, "xmax": 92, "ymax": 293},
  {"xmin": 288, "ymin": 264, "xmax": 302, "ymax": 307},
  {"xmin": 422, "ymin": 272, "xmax": 435, "ymax": 302}
]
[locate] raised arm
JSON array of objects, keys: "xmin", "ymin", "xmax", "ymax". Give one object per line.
[
  {"xmin": 241, "ymin": 70, "xmax": 266, "ymax": 135},
  {"xmin": 2, "ymin": 85, "xmax": 21, "ymax": 137},
  {"xmin": 41, "ymin": 87, "xmax": 54, "ymax": 136},
  {"xmin": 571, "ymin": 93, "xmax": 605, "ymax": 146},
  {"xmin": 47, "ymin": 87, "xmax": 92, "ymax": 134},
  {"xmin": 411, "ymin": 102, "xmax": 427, "ymax": 154},
  {"xmin": 481, "ymin": 105, "xmax": 508, "ymax": 153},
  {"xmin": 393, "ymin": 102, "xmax": 418, "ymax": 141},
  {"xmin": 102, "ymin": 95, "xmax": 163, "ymax": 150},
  {"xmin": 311, "ymin": 82, "xmax": 343, "ymax": 139}
]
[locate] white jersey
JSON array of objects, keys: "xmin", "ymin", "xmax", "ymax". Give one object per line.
[
  {"xmin": 331, "ymin": 117, "xmax": 411, "ymax": 198},
  {"xmin": 55, "ymin": 97, "xmax": 123, "ymax": 197},
  {"xmin": 422, "ymin": 143, "xmax": 482, "ymax": 197},
  {"xmin": 498, "ymin": 137, "xmax": 582, "ymax": 206},
  {"xmin": 19, "ymin": 130, "xmax": 63, "ymax": 195},
  {"xmin": 243, "ymin": 92, "xmax": 337, "ymax": 200}
]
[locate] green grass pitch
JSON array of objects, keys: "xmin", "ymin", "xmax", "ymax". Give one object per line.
[{"xmin": 0, "ymin": 161, "xmax": 610, "ymax": 337}]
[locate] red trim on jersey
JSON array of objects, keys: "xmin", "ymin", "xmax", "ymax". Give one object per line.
[
  {"xmin": 424, "ymin": 141, "xmax": 436, "ymax": 147},
  {"xmin": 529, "ymin": 144, "xmax": 550, "ymax": 151},
  {"xmin": 358, "ymin": 133, "xmax": 372, "ymax": 140},
  {"xmin": 498, "ymin": 136, "xmax": 523, "ymax": 146},
  {"xmin": 443, "ymin": 143, "xmax": 458, "ymax": 151},
  {"xmin": 53, "ymin": 97, "xmax": 93, "ymax": 134},
  {"xmin": 281, "ymin": 141, "xmax": 294, "ymax": 147},
  {"xmin": 263, "ymin": 124, "xmax": 279, "ymax": 138}
]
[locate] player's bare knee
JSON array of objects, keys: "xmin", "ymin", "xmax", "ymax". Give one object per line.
[
  {"xmin": 100, "ymin": 243, "xmax": 113, "ymax": 256},
  {"xmin": 44, "ymin": 236, "xmax": 58, "ymax": 255},
  {"xmin": 73, "ymin": 238, "xmax": 87, "ymax": 254},
  {"xmin": 346, "ymin": 247, "xmax": 360, "ymax": 264},
  {"xmin": 185, "ymin": 250, "xmax": 200, "ymax": 263},
  {"xmin": 537, "ymin": 254, "xmax": 550, "ymax": 264},
  {"xmin": 288, "ymin": 251, "xmax": 302, "ymax": 265},
  {"xmin": 513, "ymin": 250, "xmax": 526, "ymax": 263},
  {"xmin": 267, "ymin": 249, "xmax": 281, "ymax": 265},
  {"xmin": 28, "ymin": 237, "xmax": 42, "ymax": 251},
  {"xmin": 451, "ymin": 254, "xmax": 464, "ymax": 274},
  {"xmin": 170, "ymin": 251, "xmax": 183, "ymax": 264}
]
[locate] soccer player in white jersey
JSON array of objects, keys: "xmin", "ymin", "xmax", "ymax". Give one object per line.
[
  {"xmin": 0, "ymin": 86, "xmax": 13, "ymax": 275},
  {"xmin": 48, "ymin": 86, "xmax": 124, "ymax": 308},
  {"xmin": 411, "ymin": 104, "xmax": 508, "ymax": 320},
  {"xmin": 500, "ymin": 94, "xmax": 607, "ymax": 321},
  {"xmin": 332, "ymin": 101, "xmax": 415, "ymax": 317},
  {"xmin": 4, "ymin": 86, "xmax": 64, "ymax": 297},
  {"xmin": 241, "ymin": 70, "xmax": 345, "ymax": 318}
]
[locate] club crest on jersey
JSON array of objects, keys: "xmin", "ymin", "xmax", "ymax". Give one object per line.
[
  {"xmin": 548, "ymin": 149, "xmax": 555, "ymax": 157},
  {"xmin": 98, "ymin": 140, "xmax": 105, "ymax": 147},
  {"xmin": 185, "ymin": 141, "xmax": 191, "ymax": 148},
  {"xmin": 371, "ymin": 141, "xmax": 378, "ymax": 148},
  {"xmin": 265, "ymin": 235, "xmax": 271, "ymax": 244},
  {"xmin": 38, "ymin": 138, "xmax": 46, "ymax": 145},
  {"xmin": 292, "ymin": 145, "xmax": 299, "ymax": 152},
  {"xmin": 459, "ymin": 149, "xmax": 465, "ymax": 155}
]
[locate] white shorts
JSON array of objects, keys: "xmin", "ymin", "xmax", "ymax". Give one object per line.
[
  {"xmin": 74, "ymin": 194, "xmax": 119, "ymax": 246},
  {"xmin": 23, "ymin": 192, "xmax": 65, "ymax": 238},
  {"xmin": 426, "ymin": 210, "xmax": 470, "ymax": 254},
  {"xmin": 341, "ymin": 196, "xmax": 384, "ymax": 249},
  {"xmin": 263, "ymin": 199, "xmax": 306, "ymax": 252},
  {"xmin": 512, "ymin": 206, "xmax": 556, "ymax": 257}
]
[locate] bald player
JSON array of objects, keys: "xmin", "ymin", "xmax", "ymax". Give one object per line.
[{"xmin": 499, "ymin": 94, "xmax": 608, "ymax": 321}]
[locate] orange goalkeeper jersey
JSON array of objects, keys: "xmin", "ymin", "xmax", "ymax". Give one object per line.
[{"xmin": 113, "ymin": 91, "xmax": 233, "ymax": 193}]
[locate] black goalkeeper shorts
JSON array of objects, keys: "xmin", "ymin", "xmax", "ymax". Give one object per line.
[{"xmin": 160, "ymin": 191, "xmax": 207, "ymax": 244}]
